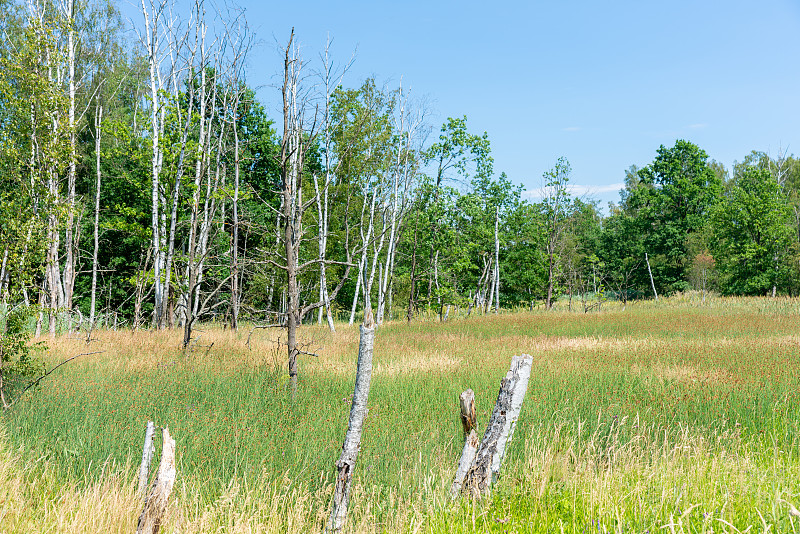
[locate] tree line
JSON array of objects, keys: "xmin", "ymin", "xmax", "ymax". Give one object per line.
[{"xmin": 2, "ymin": 0, "xmax": 800, "ymax": 351}]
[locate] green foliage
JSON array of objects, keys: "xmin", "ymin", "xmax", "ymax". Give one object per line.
[
  {"xmin": 712, "ymin": 166, "xmax": 795, "ymax": 295},
  {"xmin": 621, "ymin": 140, "xmax": 723, "ymax": 295},
  {"xmin": 424, "ymin": 115, "xmax": 493, "ymax": 188},
  {"xmin": 0, "ymin": 305, "xmax": 44, "ymax": 406}
]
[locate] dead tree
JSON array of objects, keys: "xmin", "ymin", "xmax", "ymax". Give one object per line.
[
  {"xmin": 456, "ymin": 354, "xmax": 533, "ymax": 499},
  {"xmin": 137, "ymin": 421, "xmax": 156, "ymax": 495},
  {"xmin": 276, "ymin": 30, "xmax": 352, "ymax": 397},
  {"xmin": 645, "ymin": 252, "xmax": 658, "ymax": 301},
  {"xmin": 451, "ymin": 389, "xmax": 479, "ymax": 496},
  {"xmin": 328, "ymin": 308, "xmax": 375, "ymax": 531},
  {"xmin": 137, "ymin": 426, "xmax": 177, "ymax": 534}
]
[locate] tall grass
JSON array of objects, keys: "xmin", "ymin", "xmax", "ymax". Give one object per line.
[{"xmin": 3, "ymin": 295, "xmax": 800, "ymax": 532}]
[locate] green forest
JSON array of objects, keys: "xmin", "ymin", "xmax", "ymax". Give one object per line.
[{"xmin": 2, "ymin": 0, "xmax": 800, "ymax": 343}]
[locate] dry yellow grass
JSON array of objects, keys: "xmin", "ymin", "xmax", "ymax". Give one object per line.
[{"xmin": 7, "ymin": 296, "xmax": 800, "ymax": 532}]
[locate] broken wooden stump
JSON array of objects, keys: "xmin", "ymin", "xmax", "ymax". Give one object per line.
[
  {"xmin": 328, "ymin": 308, "xmax": 375, "ymax": 531},
  {"xmin": 137, "ymin": 421, "xmax": 156, "ymax": 496},
  {"xmin": 451, "ymin": 389, "xmax": 479, "ymax": 496},
  {"xmin": 456, "ymin": 354, "xmax": 533, "ymax": 499},
  {"xmin": 137, "ymin": 426, "xmax": 177, "ymax": 534},
  {"xmin": 459, "ymin": 389, "xmax": 476, "ymax": 434}
]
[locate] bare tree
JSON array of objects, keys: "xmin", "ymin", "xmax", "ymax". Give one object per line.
[
  {"xmin": 89, "ymin": 103, "xmax": 102, "ymax": 325},
  {"xmin": 313, "ymin": 36, "xmax": 353, "ymax": 332},
  {"xmin": 139, "ymin": 0, "xmax": 168, "ymax": 327},
  {"xmin": 274, "ymin": 30, "xmax": 354, "ymax": 396}
]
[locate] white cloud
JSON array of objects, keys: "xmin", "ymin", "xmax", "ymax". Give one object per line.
[
  {"xmin": 524, "ymin": 182, "xmax": 625, "ymax": 200},
  {"xmin": 562, "ymin": 126, "xmax": 581, "ymax": 132}
]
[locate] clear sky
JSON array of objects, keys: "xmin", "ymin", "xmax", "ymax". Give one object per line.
[{"xmin": 125, "ymin": 0, "xmax": 800, "ymax": 209}]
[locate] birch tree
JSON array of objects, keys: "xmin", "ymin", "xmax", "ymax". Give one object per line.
[
  {"xmin": 274, "ymin": 30, "xmax": 355, "ymax": 395},
  {"xmin": 139, "ymin": 0, "xmax": 168, "ymax": 327},
  {"xmin": 418, "ymin": 116, "xmax": 491, "ymax": 316},
  {"xmin": 541, "ymin": 157, "xmax": 572, "ymax": 310}
]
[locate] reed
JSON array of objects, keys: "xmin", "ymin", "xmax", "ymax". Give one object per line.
[{"xmin": 3, "ymin": 295, "xmax": 800, "ymax": 532}]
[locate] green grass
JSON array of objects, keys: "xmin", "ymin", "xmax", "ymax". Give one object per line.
[{"xmin": 4, "ymin": 295, "xmax": 800, "ymax": 532}]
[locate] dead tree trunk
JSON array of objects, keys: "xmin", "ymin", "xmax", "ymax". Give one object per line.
[
  {"xmin": 328, "ymin": 308, "xmax": 375, "ymax": 531},
  {"xmin": 645, "ymin": 252, "xmax": 658, "ymax": 301},
  {"xmin": 137, "ymin": 420, "xmax": 156, "ymax": 496},
  {"xmin": 90, "ymin": 104, "xmax": 103, "ymax": 326},
  {"xmin": 136, "ymin": 426, "xmax": 176, "ymax": 534},
  {"xmin": 460, "ymin": 354, "xmax": 533, "ymax": 499},
  {"xmin": 451, "ymin": 389, "xmax": 479, "ymax": 497}
]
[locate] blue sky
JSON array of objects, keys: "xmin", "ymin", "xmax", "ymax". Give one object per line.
[{"xmin": 126, "ymin": 0, "xmax": 800, "ymax": 209}]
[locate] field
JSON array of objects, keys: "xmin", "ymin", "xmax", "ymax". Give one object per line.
[{"xmin": 3, "ymin": 294, "xmax": 800, "ymax": 532}]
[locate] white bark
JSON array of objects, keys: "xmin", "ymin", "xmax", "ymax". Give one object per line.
[
  {"xmin": 350, "ymin": 190, "xmax": 374, "ymax": 324},
  {"xmin": 0, "ymin": 245, "xmax": 8, "ymax": 303},
  {"xmin": 62, "ymin": 0, "xmax": 77, "ymax": 313},
  {"xmin": 313, "ymin": 172, "xmax": 335, "ymax": 331},
  {"xmin": 328, "ymin": 309, "xmax": 375, "ymax": 531},
  {"xmin": 451, "ymin": 430, "xmax": 478, "ymax": 497},
  {"xmin": 137, "ymin": 421, "xmax": 156, "ymax": 496},
  {"xmin": 315, "ymin": 40, "xmax": 340, "ymax": 332},
  {"xmin": 231, "ymin": 102, "xmax": 241, "ymax": 330},
  {"xmin": 141, "ymin": 0, "xmax": 166, "ymax": 326},
  {"xmin": 162, "ymin": 14, "xmax": 199, "ymax": 327},
  {"xmin": 452, "ymin": 388, "xmax": 479, "ymax": 496},
  {"xmin": 90, "ymin": 104, "xmax": 102, "ymax": 325},
  {"xmin": 136, "ymin": 427, "xmax": 177, "ymax": 534},
  {"xmin": 645, "ymin": 252, "xmax": 658, "ymax": 301},
  {"xmin": 461, "ymin": 355, "xmax": 533, "ymax": 498}
]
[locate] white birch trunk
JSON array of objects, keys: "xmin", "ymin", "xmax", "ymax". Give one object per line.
[
  {"xmin": 62, "ymin": 0, "xmax": 77, "ymax": 313},
  {"xmin": 162, "ymin": 29, "xmax": 198, "ymax": 328},
  {"xmin": 461, "ymin": 355, "xmax": 533, "ymax": 498},
  {"xmin": 365, "ymin": 191, "xmax": 386, "ymax": 311},
  {"xmin": 485, "ymin": 258, "xmax": 494, "ymax": 315},
  {"xmin": 136, "ymin": 427, "xmax": 177, "ymax": 534},
  {"xmin": 0, "ymin": 245, "xmax": 8, "ymax": 303},
  {"xmin": 350, "ymin": 191, "xmax": 373, "ymax": 325},
  {"xmin": 313, "ymin": 172, "xmax": 335, "ymax": 331},
  {"xmin": 142, "ymin": 0, "xmax": 165, "ymax": 327},
  {"xmin": 231, "ymin": 104, "xmax": 241, "ymax": 330},
  {"xmin": 90, "ymin": 105, "xmax": 103, "ymax": 325},
  {"xmin": 645, "ymin": 252, "xmax": 658, "ymax": 301},
  {"xmin": 328, "ymin": 309, "xmax": 375, "ymax": 531}
]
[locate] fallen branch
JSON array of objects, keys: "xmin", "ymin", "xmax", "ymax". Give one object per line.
[
  {"xmin": 245, "ymin": 324, "xmax": 284, "ymax": 350},
  {"xmin": 5, "ymin": 351, "xmax": 104, "ymax": 409}
]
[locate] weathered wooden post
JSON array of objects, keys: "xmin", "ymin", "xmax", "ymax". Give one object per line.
[
  {"xmin": 137, "ymin": 421, "xmax": 156, "ymax": 496},
  {"xmin": 451, "ymin": 389, "xmax": 479, "ymax": 497},
  {"xmin": 328, "ymin": 308, "xmax": 376, "ymax": 531},
  {"xmin": 137, "ymin": 427, "xmax": 177, "ymax": 534},
  {"xmin": 459, "ymin": 354, "xmax": 533, "ymax": 499}
]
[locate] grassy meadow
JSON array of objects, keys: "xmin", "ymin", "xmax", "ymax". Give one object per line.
[{"xmin": 4, "ymin": 294, "xmax": 800, "ymax": 532}]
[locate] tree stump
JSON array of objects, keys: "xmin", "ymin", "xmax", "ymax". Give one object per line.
[
  {"xmin": 137, "ymin": 427, "xmax": 176, "ymax": 534},
  {"xmin": 451, "ymin": 389, "xmax": 479, "ymax": 496},
  {"xmin": 137, "ymin": 421, "xmax": 156, "ymax": 496},
  {"xmin": 460, "ymin": 354, "xmax": 533, "ymax": 499}
]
